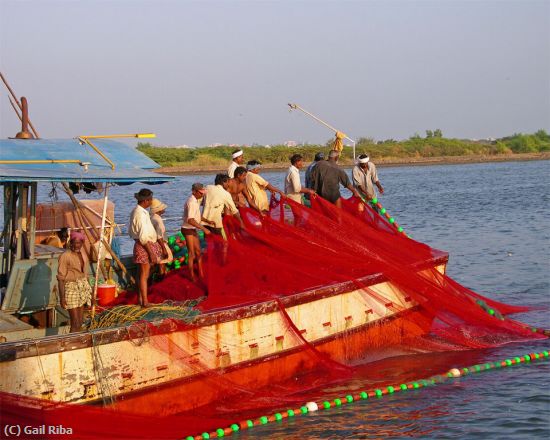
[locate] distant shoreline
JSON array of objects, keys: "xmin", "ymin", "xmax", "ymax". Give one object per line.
[{"xmin": 155, "ymin": 152, "xmax": 550, "ymax": 175}]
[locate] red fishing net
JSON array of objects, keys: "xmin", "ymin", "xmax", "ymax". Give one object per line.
[{"xmin": 0, "ymin": 195, "xmax": 545, "ymax": 439}]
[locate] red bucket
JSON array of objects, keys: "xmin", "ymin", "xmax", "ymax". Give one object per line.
[{"xmin": 97, "ymin": 284, "xmax": 116, "ymax": 306}]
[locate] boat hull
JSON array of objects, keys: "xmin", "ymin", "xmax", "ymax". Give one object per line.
[{"xmin": 0, "ymin": 260, "xmax": 446, "ymax": 414}]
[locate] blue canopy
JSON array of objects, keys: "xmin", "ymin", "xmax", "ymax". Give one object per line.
[{"xmin": 0, "ymin": 138, "xmax": 173, "ymax": 184}]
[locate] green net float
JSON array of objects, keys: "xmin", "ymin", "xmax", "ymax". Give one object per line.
[
  {"xmin": 524, "ymin": 355, "xmax": 531, "ymax": 362},
  {"xmin": 514, "ymin": 357, "xmax": 521, "ymax": 363},
  {"xmin": 346, "ymin": 395, "xmax": 354, "ymax": 403},
  {"xmin": 389, "ymin": 217, "xmax": 395, "ymax": 224},
  {"xmin": 488, "ymin": 309, "xmax": 495, "ymax": 315},
  {"xmin": 274, "ymin": 413, "xmax": 283, "ymax": 421},
  {"xmin": 287, "ymin": 409, "xmax": 295, "ymax": 417},
  {"xmin": 246, "ymin": 420, "xmax": 254, "ymax": 428},
  {"xmin": 398, "ymin": 226, "xmax": 404, "ymax": 232},
  {"xmin": 380, "ymin": 208, "xmax": 386, "ymax": 214},
  {"xmin": 178, "ymin": 232, "xmax": 184, "ymax": 239},
  {"xmin": 543, "ymin": 351, "xmax": 549, "ymax": 357},
  {"xmin": 400, "ymin": 384, "xmax": 408, "ymax": 390},
  {"xmin": 201, "ymin": 433, "xmax": 210, "ymax": 439},
  {"xmin": 412, "ymin": 382, "xmax": 419, "ymax": 389},
  {"xmin": 186, "ymin": 437, "xmax": 194, "ymax": 440},
  {"xmin": 259, "ymin": 416, "xmax": 268, "ymax": 425},
  {"xmin": 323, "ymin": 401, "xmax": 331, "ymax": 409},
  {"xmin": 174, "ymin": 245, "xmax": 180, "ymax": 252},
  {"xmin": 375, "ymin": 389, "xmax": 383, "ymax": 397},
  {"xmin": 230, "ymin": 424, "xmax": 239, "ymax": 432},
  {"xmin": 360, "ymin": 391, "xmax": 368, "ymax": 399},
  {"xmin": 371, "ymin": 197, "xmax": 378, "ymax": 204},
  {"xmin": 387, "ymin": 386, "xmax": 395, "ymax": 394},
  {"xmin": 300, "ymin": 406, "xmax": 308, "ymax": 414},
  {"xmin": 334, "ymin": 398, "xmax": 342, "ymax": 406},
  {"xmin": 216, "ymin": 428, "xmax": 224, "ymax": 437}
]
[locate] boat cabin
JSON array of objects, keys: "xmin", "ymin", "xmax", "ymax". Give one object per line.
[{"xmin": 0, "ymin": 135, "xmax": 173, "ymax": 340}]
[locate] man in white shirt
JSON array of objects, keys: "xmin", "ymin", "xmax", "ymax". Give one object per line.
[
  {"xmin": 128, "ymin": 188, "xmax": 163, "ymax": 307},
  {"xmin": 352, "ymin": 154, "xmax": 384, "ymax": 201},
  {"xmin": 285, "ymin": 154, "xmax": 315, "ymax": 204},
  {"xmin": 202, "ymin": 174, "xmax": 241, "ymax": 235},
  {"xmin": 228, "ymin": 149, "xmax": 244, "ymax": 178},
  {"xmin": 182, "ymin": 183, "xmax": 212, "ymax": 282}
]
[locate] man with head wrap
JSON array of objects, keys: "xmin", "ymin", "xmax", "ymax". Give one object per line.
[
  {"xmin": 228, "ymin": 149, "xmax": 244, "ymax": 178},
  {"xmin": 352, "ymin": 153, "xmax": 384, "ymax": 201},
  {"xmin": 57, "ymin": 231, "xmax": 92, "ymax": 332},
  {"xmin": 245, "ymin": 160, "xmax": 285, "ymax": 214}
]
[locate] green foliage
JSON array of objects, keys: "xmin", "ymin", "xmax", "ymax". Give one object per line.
[{"xmin": 138, "ymin": 131, "xmax": 549, "ymax": 167}]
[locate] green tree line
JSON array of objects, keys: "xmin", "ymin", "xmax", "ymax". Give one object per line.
[{"xmin": 137, "ymin": 130, "xmax": 550, "ymax": 167}]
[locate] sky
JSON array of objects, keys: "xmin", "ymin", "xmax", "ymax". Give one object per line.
[{"xmin": 0, "ymin": 0, "xmax": 549, "ymax": 147}]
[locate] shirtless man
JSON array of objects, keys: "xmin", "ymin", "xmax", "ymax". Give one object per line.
[{"xmin": 226, "ymin": 166, "xmax": 259, "ymax": 210}]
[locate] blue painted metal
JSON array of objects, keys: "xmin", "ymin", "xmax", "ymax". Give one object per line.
[{"xmin": 0, "ymin": 138, "xmax": 173, "ymax": 184}]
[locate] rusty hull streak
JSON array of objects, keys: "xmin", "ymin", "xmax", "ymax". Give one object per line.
[{"xmin": 95, "ymin": 307, "xmax": 419, "ymax": 408}]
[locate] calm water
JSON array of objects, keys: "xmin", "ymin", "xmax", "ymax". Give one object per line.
[{"xmin": 23, "ymin": 159, "xmax": 550, "ymax": 438}]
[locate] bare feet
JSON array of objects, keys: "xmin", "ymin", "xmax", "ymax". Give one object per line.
[{"xmin": 141, "ymin": 302, "xmax": 152, "ymax": 308}]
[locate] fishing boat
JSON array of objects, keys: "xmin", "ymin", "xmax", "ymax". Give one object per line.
[
  {"xmin": 0, "ymin": 90, "xmax": 452, "ymax": 415},
  {"xmin": 1, "ymin": 82, "xmax": 542, "ymax": 437}
]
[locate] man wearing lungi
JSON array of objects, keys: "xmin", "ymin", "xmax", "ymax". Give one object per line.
[
  {"xmin": 57, "ymin": 231, "xmax": 92, "ymax": 332},
  {"xmin": 129, "ymin": 188, "xmax": 163, "ymax": 307}
]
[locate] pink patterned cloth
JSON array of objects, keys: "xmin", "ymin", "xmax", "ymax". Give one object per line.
[{"xmin": 133, "ymin": 240, "xmax": 163, "ymax": 264}]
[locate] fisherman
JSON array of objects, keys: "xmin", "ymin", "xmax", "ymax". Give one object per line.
[
  {"xmin": 352, "ymin": 153, "xmax": 384, "ymax": 201},
  {"xmin": 226, "ymin": 166, "xmax": 260, "ymax": 210},
  {"xmin": 285, "ymin": 154, "xmax": 315, "ymax": 204},
  {"xmin": 182, "ymin": 183, "xmax": 212, "ymax": 282},
  {"xmin": 245, "ymin": 160, "xmax": 285, "ymax": 214},
  {"xmin": 128, "ymin": 188, "xmax": 163, "ymax": 307},
  {"xmin": 305, "ymin": 151, "xmax": 325, "ymax": 190},
  {"xmin": 42, "ymin": 227, "xmax": 69, "ymax": 248},
  {"xmin": 310, "ymin": 150, "xmax": 360, "ymax": 208},
  {"xmin": 228, "ymin": 149, "xmax": 244, "ymax": 178},
  {"xmin": 202, "ymin": 174, "xmax": 241, "ymax": 235},
  {"xmin": 57, "ymin": 231, "xmax": 92, "ymax": 332},
  {"xmin": 150, "ymin": 198, "xmax": 173, "ymax": 276}
]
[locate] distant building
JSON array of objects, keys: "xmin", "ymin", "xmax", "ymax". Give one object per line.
[{"xmin": 284, "ymin": 140, "xmax": 297, "ymax": 147}]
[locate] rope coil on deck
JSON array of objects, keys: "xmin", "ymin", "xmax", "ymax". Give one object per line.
[{"xmin": 184, "ymin": 349, "xmax": 549, "ymax": 439}]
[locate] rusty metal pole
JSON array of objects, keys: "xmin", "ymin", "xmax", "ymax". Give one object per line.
[
  {"xmin": 0, "ymin": 71, "xmax": 40, "ymax": 138},
  {"xmin": 15, "ymin": 97, "xmax": 34, "ymax": 139}
]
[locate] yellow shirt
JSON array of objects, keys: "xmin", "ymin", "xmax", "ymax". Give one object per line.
[
  {"xmin": 246, "ymin": 172, "xmax": 270, "ymax": 211},
  {"xmin": 202, "ymin": 185, "xmax": 238, "ymax": 228}
]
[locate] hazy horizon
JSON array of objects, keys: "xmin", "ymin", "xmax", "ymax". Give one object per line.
[{"xmin": 1, "ymin": 0, "xmax": 549, "ymax": 147}]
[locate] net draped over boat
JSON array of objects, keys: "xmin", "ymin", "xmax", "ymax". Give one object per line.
[{"xmin": 1, "ymin": 195, "xmax": 546, "ymax": 439}]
